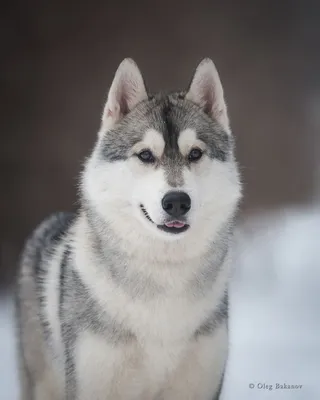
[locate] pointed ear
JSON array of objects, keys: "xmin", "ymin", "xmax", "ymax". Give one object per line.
[
  {"xmin": 186, "ymin": 58, "xmax": 230, "ymax": 132},
  {"xmin": 102, "ymin": 58, "xmax": 147, "ymax": 126}
]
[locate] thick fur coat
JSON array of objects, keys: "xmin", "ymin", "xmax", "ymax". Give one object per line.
[{"xmin": 16, "ymin": 58, "xmax": 242, "ymax": 400}]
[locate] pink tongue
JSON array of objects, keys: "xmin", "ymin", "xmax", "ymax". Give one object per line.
[{"xmin": 165, "ymin": 221, "xmax": 185, "ymax": 228}]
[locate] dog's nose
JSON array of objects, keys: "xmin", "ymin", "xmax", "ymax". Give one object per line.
[{"xmin": 161, "ymin": 191, "xmax": 191, "ymax": 217}]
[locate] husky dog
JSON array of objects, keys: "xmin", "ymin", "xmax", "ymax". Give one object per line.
[{"xmin": 16, "ymin": 58, "xmax": 242, "ymax": 400}]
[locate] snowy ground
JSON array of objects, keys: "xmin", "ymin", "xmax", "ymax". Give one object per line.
[
  {"xmin": 0, "ymin": 293, "xmax": 19, "ymax": 400},
  {"xmin": 1, "ymin": 206, "xmax": 320, "ymax": 400},
  {"xmin": 221, "ymin": 206, "xmax": 320, "ymax": 400}
]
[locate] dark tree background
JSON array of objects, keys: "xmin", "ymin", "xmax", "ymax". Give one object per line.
[{"xmin": 1, "ymin": 0, "xmax": 320, "ymax": 287}]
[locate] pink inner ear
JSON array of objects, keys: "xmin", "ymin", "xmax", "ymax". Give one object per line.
[
  {"xmin": 106, "ymin": 108, "xmax": 113, "ymax": 117},
  {"xmin": 202, "ymin": 89, "xmax": 215, "ymax": 115},
  {"xmin": 104, "ymin": 101, "xmax": 121, "ymax": 120}
]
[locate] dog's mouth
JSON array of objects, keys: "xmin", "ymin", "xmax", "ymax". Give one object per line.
[{"xmin": 139, "ymin": 204, "xmax": 189, "ymax": 234}]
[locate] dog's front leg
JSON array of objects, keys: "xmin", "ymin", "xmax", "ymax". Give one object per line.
[
  {"xmin": 72, "ymin": 331, "xmax": 145, "ymax": 400},
  {"xmin": 161, "ymin": 323, "xmax": 228, "ymax": 400}
]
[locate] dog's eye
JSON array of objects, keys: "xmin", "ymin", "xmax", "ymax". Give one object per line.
[
  {"xmin": 137, "ymin": 150, "xmax": 155, "ymax": 163},
  {"xmin": 188, "ymin": 148, "xmax": 203, "ymax": 162}
]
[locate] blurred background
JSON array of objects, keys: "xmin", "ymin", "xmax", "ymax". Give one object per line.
[
  {"xmin": 1, "ymin": 0, "xmax": 320, "ymax": 288},
  {"xmin": 1, "ymin": 1, "xmax": 320, "ymax": 399}
]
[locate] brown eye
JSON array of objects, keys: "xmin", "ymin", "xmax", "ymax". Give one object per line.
[
  {"xmin": 188, "ymin": 148, "xmax": 203, "ymax": 162},
  {"xmin": 137, "ymin": 150, "xmax": 155, "ymax": 163}
]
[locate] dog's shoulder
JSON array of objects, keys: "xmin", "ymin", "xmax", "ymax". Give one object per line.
[{"xmin": 19, "ymin": 211, "xmax": 76, "ymax": 273}]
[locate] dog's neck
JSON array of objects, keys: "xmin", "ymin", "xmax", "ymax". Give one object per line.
[
  {"xmin": 72, "ymin": 209, "xmax": 232, "ymax": 302},
  {"xmin": 77, "ymin": 204, "xmax": 233, "ymax": 268}
]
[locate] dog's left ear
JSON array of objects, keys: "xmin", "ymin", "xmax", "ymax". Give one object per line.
[
  {"xmin": 186, "ymin": 58, "xmax": 230, "ymax": 132},
  {"xmin": 102, "ymin": 58, "xmax": 147, "ymax": 127}
]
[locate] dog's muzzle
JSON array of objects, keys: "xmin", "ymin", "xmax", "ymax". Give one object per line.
[{"xmin": 140, "ymin": 191, "xmax": 191, "ymax": 235}]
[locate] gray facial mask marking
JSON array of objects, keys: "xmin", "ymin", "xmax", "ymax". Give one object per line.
[{"xmin": 99, "ymin": 92, "xmax": 231, "ymax": 169}]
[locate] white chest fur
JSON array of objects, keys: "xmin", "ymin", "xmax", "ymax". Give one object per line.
[
  {"xmin": 69, "ymin": 220, "xmax": 230, "ymax": 399},
  {"xmin": 74, "ymin": 234, "xmax": 229, "ymax": 343}
]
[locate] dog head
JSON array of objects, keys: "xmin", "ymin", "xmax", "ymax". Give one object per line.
[{"xmin": 82, "ymin": 58, "xmax": 242, "ymax": 246}]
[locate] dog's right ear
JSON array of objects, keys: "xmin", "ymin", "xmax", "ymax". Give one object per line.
[
  {"xmin": 186, "ymin": 58, "xmax": 230, "ymax": 132},
  {"xmin": 101, "ymin": 58, "xmax": 147, "ymax": 128}
]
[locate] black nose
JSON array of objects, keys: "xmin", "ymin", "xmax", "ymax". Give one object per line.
[{"xmin": 161, "ymin": 191, "xmax": 191, "ymax": 217}]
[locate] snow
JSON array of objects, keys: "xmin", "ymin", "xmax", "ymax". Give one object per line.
[
  {"xmin": 221, "ymin": 207, "xmax": 320, "ymax": 400},
  {"xmin": 0, "ymin": 293, "xmax": 19, "ymax": 400},
  {"xmin": 1, "ymin": 206, "xmax": 320, "ymax": 399}
]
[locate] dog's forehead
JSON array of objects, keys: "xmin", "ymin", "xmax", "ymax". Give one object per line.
[
  {"xmin": 144, "ymin": 95, "xmax": 202, "ymax": 144},
  {"xmin": 100, "ymin": 93, "xmax": 230, "ymax": 164},
  {"xmin": 139, "ymin": 94, "xmax": 230, "ymax": 160}
]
